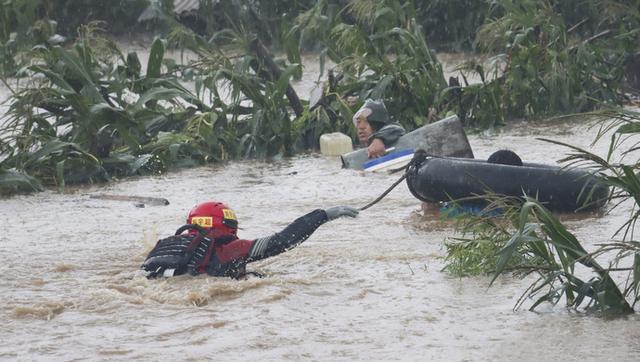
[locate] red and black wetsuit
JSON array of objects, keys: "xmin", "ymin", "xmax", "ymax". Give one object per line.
[{"xmin": 142, "ymin": 209, "xmax": 328, "ymax": 278}]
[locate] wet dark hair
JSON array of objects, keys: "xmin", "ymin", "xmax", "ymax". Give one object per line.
[{"xmin": 487, "ymin": 150, "xmax": 522, "ymax": 166}]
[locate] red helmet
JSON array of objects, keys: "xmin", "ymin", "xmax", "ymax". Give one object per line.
[{"xmin": 187, "ymin": 201, "xmax": 238, "ymax": 238}]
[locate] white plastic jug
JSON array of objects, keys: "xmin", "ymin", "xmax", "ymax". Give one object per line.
[{"xmin": 319, "ymin": 132, "xmax": 353, "ymax": 156}]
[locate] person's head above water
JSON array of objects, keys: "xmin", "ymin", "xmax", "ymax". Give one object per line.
[
  {"xmin": 187, "ymin": 201, "xmax": 238, "ymax": 239},
  {"xmin": 353, "ymin": 99, "xmax": 390, "ymax": 144},
  {"xmin": 487, "ymin": 149, "xmax": 523, "ymax": 166}
]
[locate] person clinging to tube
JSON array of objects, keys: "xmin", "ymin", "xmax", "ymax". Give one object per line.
[
  {"xmin": 353, "ymin": 99, "xmax": 406, "ymax": 158},
  {"xmin": 141, "ymin": 201, "xmax": 359, "ymax": 279}
]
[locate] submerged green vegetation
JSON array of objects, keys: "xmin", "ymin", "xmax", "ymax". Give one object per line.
[
  {"xmin": 444, "ymin": 109, "xmax": 640, "ymax": 313},
  {"xmin": 1, "ymin": 0, "xmax": 640, "ymax": 314}
]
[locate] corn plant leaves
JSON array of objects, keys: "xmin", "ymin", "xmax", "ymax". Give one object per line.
[
  {"xmin": 130, "ymin": 154, "xmax": 155, "ymax": 174},
  {"xmin": 22, "ymin": 139, "xmax": 98, "ymax": 169},
  {"xmin": 633, "ymin": 252, "xmax": 640, "ymax": 297},
  {"xmin": 89, "ymin": 103, "xmax": 141, "ymax": 150},
  {"xmin": 146, "ymin": 38, "xmax": 165, "ymax": 79},
  {"xmin": 0, "ymin": 169, "xmax": 44, "ymax": 193},
  {"xmin": 51, "ymin": 46, "xmax": 103, "ymax": 103},
  {"xmin": 615, "ymin": 122, "xmax": 640, "ymax": 135},
  {"xmin": 490, "ymin": 196, "xmax": 633, "ymax": 312}
]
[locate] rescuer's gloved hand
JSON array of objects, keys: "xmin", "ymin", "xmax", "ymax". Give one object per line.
[{"xmin": 325, "ymin": 206, "xmax": 359, "ymax": 220}]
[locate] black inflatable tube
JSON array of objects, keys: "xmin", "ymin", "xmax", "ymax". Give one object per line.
[{"xmin": 406, "ymin": 157, "xmax": 609, "ymax": 212}]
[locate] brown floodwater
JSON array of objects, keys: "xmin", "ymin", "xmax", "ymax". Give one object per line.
[{"xmin": 1, "ymin": 55, "xmax": 640, "ymax": 361}]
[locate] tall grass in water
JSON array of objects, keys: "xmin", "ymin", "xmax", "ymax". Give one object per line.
[
  {"xmin": 445, "ymin": 109, "xmax": 640, "ymax": 314},
  {"xmin": 0, "ymin": 25, "xmax": 212, "ymax": 190}
]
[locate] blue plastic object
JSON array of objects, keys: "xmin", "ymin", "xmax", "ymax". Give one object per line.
[{"xmin": 362, "ymin": 148, "xmax": 414, "ymax": 171}]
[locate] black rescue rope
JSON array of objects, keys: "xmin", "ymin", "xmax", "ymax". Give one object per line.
[
  {"xmin": 359, "ymin": 173, "xmax": 406, "ymax": 211},
  {"xmin": 359, "ymin": 150, "xmax": 429, "ymax": 211}
]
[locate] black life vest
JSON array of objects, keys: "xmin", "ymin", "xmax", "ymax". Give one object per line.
[{"xmin": 141, "ymin": 224, "xmax": 213, "ymax": 278}]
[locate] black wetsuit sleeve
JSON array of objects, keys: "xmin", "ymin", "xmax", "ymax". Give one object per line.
[{"xmin": 247, "ymin": 209, "xmax": 328, "ymax": 262}]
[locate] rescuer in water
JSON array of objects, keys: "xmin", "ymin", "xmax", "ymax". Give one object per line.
[{"xmin": 142, "ymin": 201, "xmax": 359, "ymax": 278}]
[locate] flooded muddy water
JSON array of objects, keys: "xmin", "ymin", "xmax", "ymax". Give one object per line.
[{"xmin": 2, "ymin": 57, "xmax": 640, "ymax": 361}]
